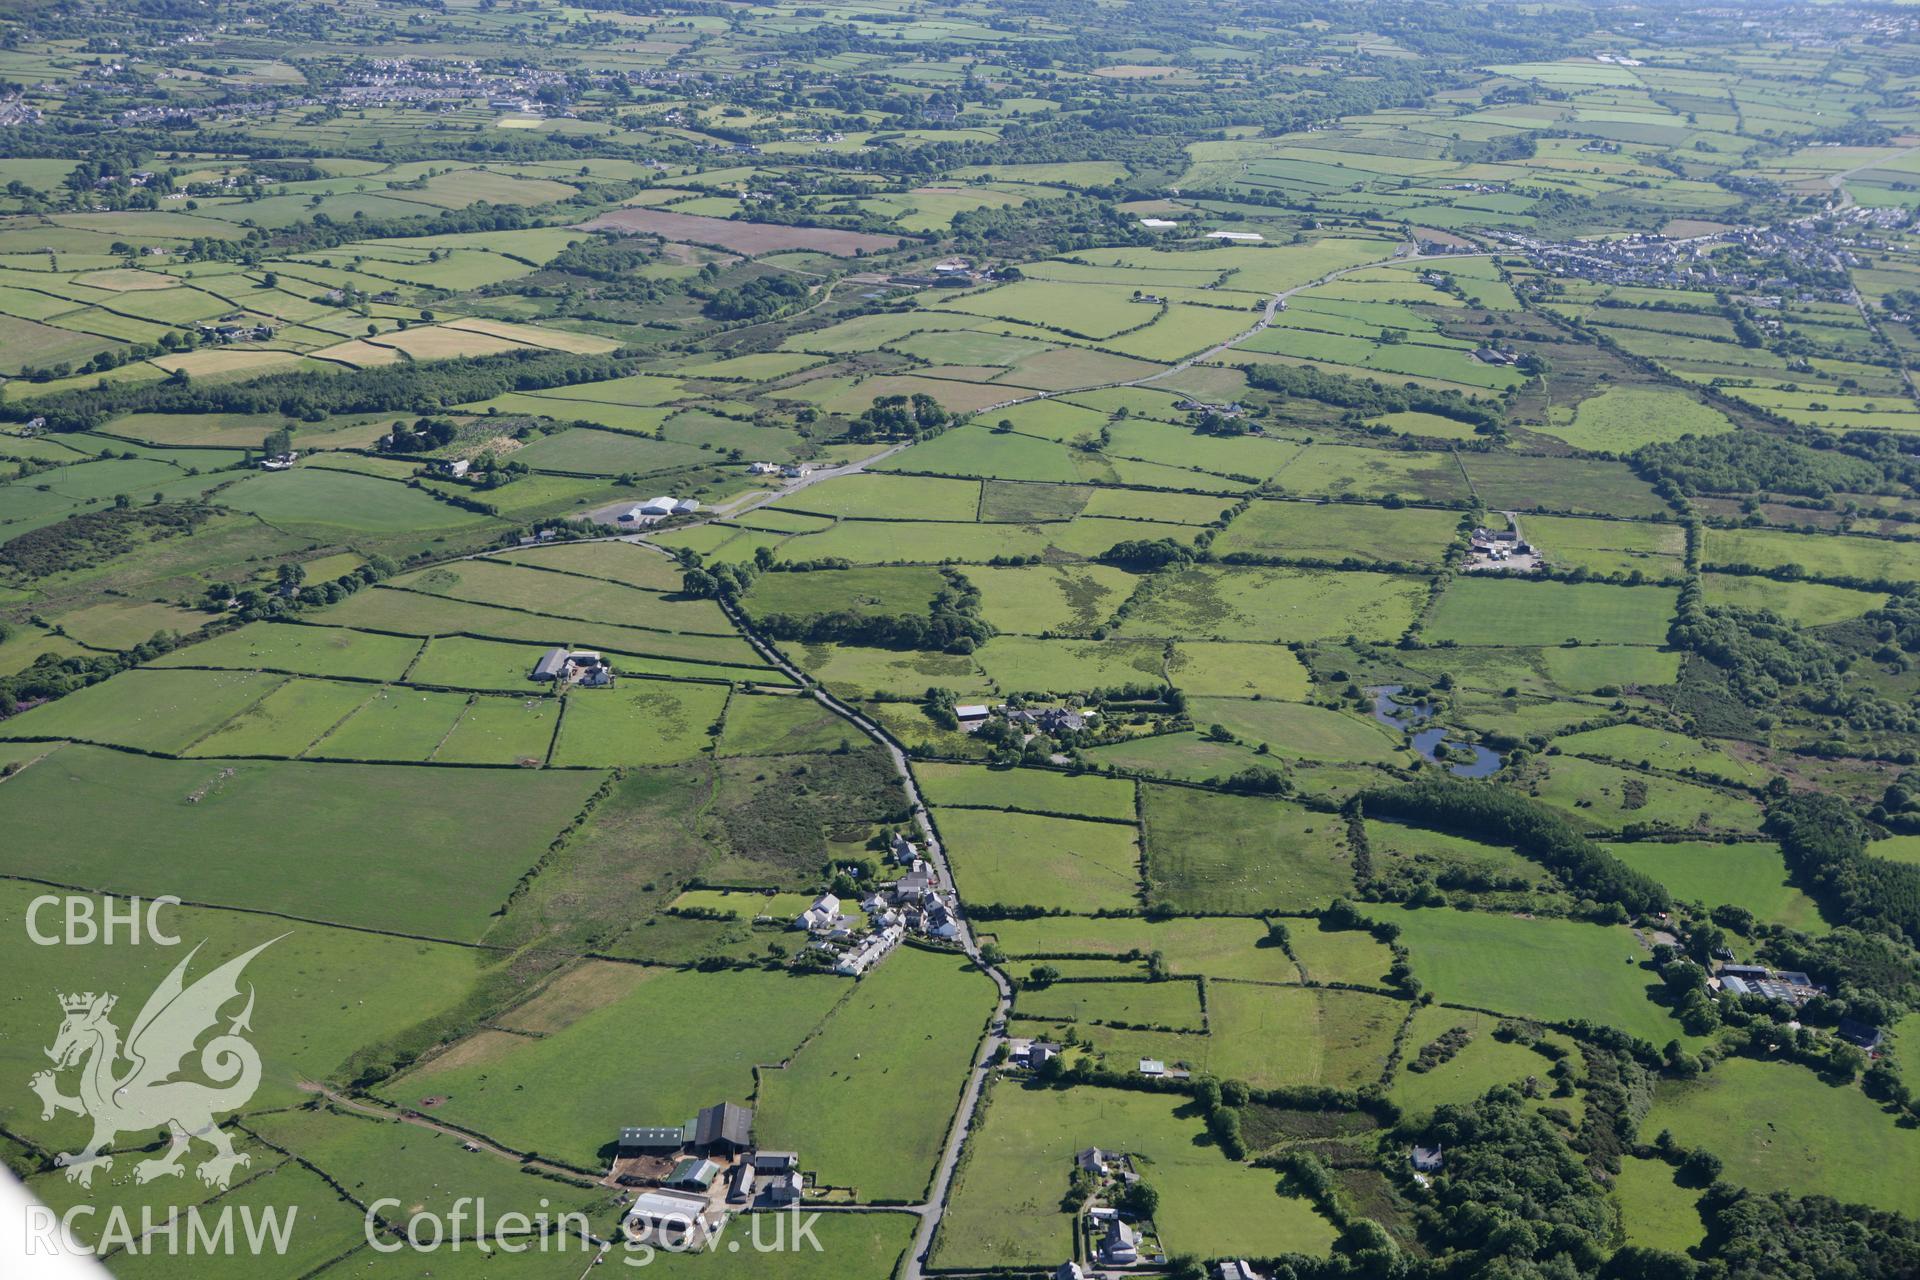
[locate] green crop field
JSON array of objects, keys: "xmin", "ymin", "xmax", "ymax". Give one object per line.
[
  {"xmin": 1425, "ymin": 578, "xmax": 1677, "ymax": 646},
  {"xmin": 1644, "ymin": 1057, "xmax": 1920, "ymax": 1215},
  {"xmin": 915, "ymin": 761, "xmax": 1137, "ymax": 819},
  {"xmin": 1141, "ymin": 784, "xmax": 1354, "ymax": 912},
  {"xmin": 1359, "ymin": 904, "xmax": 1695, "ymax": 1047},
  {"xmin": 1116, "ymin": 566, "xmax": 1428, "ymax": 643},
  {"xmin": 0, "ymin": 746, "xmax": 602, "ymax": 939},
  {"xmin": 151, "ymin": 623, "xmax": 422, "ymax": 681},
  {"xmin": 937, "ymin": 807, "xmax": 1142, "ymax": 910}
]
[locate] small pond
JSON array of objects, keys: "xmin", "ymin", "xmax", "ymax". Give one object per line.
[{"xmin": 1368, "ymin": 685, "xmax": 1503, "ymax": 778}]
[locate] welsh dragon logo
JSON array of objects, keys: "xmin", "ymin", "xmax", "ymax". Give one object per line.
[{"xmin": 29, "ymin": 937, "xmax": 282, "ymax": 1190}]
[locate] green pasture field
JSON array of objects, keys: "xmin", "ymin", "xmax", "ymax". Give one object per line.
[
  {"xmin": 308, "ymin": 686, "xmax": 469, "ymax": 760},
  {"xmin": 934, "ymin": 1082, "xmax": 1337, "ymax": 1269},
  {"xmin": 1201, "ymin": 983, "xmax": 1407, "ymax": 1091},
  {"xmin": 796, "ymin": 641, "xmax": 987, "ymax": 700},
  {"xmin": 1541, "ymin": 386, "xmax": 1735, "ymax": 452},
  {"xmin": 1365, "ymin": 820, "xmax": 1549, "ymax": 888},
  {"xmin": 971, "ymin": 635, "xmax": 1168, "ymax": 694},
  {"xmin": 105, "ymin": 1161, "xmax": 370, "ymax": 1280},
  {"xmin": 872, "ymin": 425, "xmax": 1086, "ymax": 484},
  {"xmin": 1366, "ymin": 410, "xmax": 1484, "ymax": 441},
  {"xmin": 1462, "ymin": 454, "xmax": 1672, "ymax": 518},
  {"xmin": 508, "ymin": 428, "xmax": 709, "ymax": 475},
  {"xmin": 0, "ymin": 881, "xmax": 484, "ymax": 1125},
  {"xmin": 317, "ymin": 589, "xmax": 764, "ymax": 667},
  {"xmin": 1390, "ymin": 1004, "xmax": 1571, "ymax": 1120},
  {"xmin": 1115, "ymin": 566, "xmax": 1428, "ymax": 643},
  {"xmin": 184, "ymin": 678, "xmax": 375, "ymax": 758},
  {"xmin": 245, "ymin": 1107, "xmax": 617, "ymax": 1227},
  {"xmin": 1553, "ymin": 723, "xmax": 1765, "ymax": 786},
  {"xmin": 914, "ymin": 762, "xmax": 1138, "ymax": 821},
  {"xmin": 932, "ymin": 280, "xmax": 1147, "ymax": 339},
  {"xmin": 434, "ymin": 694, "xmax": 558, "ymax": 765},
  {"xmin": 1523, "ymin": 514, "xmax": 1687, "ymax": 577},
  {"xmin": 395, "ymin": 561, "xmax": 733, "ymax": 636},
  {"xmin": 0, "ymin": 746, "xmax": 601, "ymax": 941},
  {"xmin": 1643, "ymin": 1057, "xmax": 1920, "ymax": 1215},
  {"xmin": 1614, "ymin": 1155, "xmax": 1708, "ymax": 1255},
  {"xmin": 218, "ymin": 468, "xmax": 497, "ymax": 534},
  {"xmin": 493, "ymin": 541, "xmax": 686, "ymax": 591},
  {"xmin": 965, "ymin": 563, "xmax": 1142, "ymax": 634},
  {"xmin": 1141, "ymin": 784, "xmax": 1353, "ymax": 913},
  {"xmin": 602, "ymin": 1214, "xmax": 917, "ymax": 1280},
  {"xmin": 1700, "ymin": 573, "xmax": 1886, "ymax": 624},
  {"xmin": 716, "ymin": 691, "xmax": 852, "ymax": 756},
  {"xmin": 1079, "ymin": 488, "xmax": 1236, "ymax": 525},
  {"xmin": 978, "ymin": 478, "xmax": 1093, "ymax": 522},
  {"xmin": 1084, "ymin": 731, "xmax": 1279, "ymax": 783},
  {"xmin": 1703, "ymin": 526, "xmax": 1920, "ymax": 583},
  {"xmin": 1425, "ymin": 577, "xmax": 1676, "ymax": 646},
  {"xmin": 152, "ymin": 623, "xmax": 423, "ymax": 681},
  {"xmin": 1165, "ymin": 641, "xmax": 1313, "ymax": 699},
  {"xmin": 51, "ymin": 599, "xmax": 208, "ymax": 650},
  {"xmin": 1212, "ymin": 499, "xmax": 1461, "ymax": 565},
  {"xmin": 1272, "ymin": 445, "xmax": 1472, "ymax": 504},
  {"xmin": 378, "ymin": 966, "xmax": 846, "ymax": 1172},
  {"xmin": 740, "ymin": 565, "xmax": 949, "ymax": 619},
  {"xmin": 936, "ymin": 807, "xmax": 1142, "ymax": 911},
  {"xmin": 1538, "ymin": 645, "xmax": 1683, "ymax": 692},
  {"xmin": 408, "ymin": 636, "xmax": 565, "ymax": 690},
  {"xmin": 758, "ymin": 947, "xmax": 996, "ymax": 1201},
  {"xmin": 0, "ymin": 667, "xmax": 284, "ymax": 753},
  {"xmin": 776, "ymin": 472, "xmax": 982, "ymax": 521},
  {"xmin": 1358, "ymin": 904, "xmax": 1693, "ymax": 1048},
  {"xmin": 1530, "ymin": 756, "xmax": 1764, "ymax": 834},
  {"xmin": 1016, "ymin": 978, "xmax": 1205, "ymax": 1029},
  {"xmin": 1188, "ymin": 697, "xmax": 1406, "ymax": 764},
  {"xmin": 1604, "ymin": 840, "xmax": 1828, "ymax": 932},
  {"xmin": 549, "ymin": 681, "xmax": 728, "ymax": 767},
  {"xmin": 983, "ymin": 914, "xmax": 1306, "ymax": 983}
]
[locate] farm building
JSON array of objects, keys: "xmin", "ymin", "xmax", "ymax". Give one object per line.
[
  {"xmin": 1099, "ymin": 1218, "xmax": 1141, "ymax": 1265},
  {"xmin": 753, "ymin": 1151, "xmax": 799, "ymax": 1172},
  {"xmin": 1205, "ymin": 230, "xmax": 1263, "ymax": 242},
  {"xmin": 1217, "ymin": 1263, "xmax": 1260, "ymax": 1280},
  {"xmin": 617, "ymin": 1125, "xmax": 689, "ymax": 1154},
  {"xmin": 954, "ymin": 704, "xmax": 990, "ymax": 724},
  {"xmin": 667, "ymin": 1156, "xmax": 721, "ymax": 1190},
  {"xmin": 1410, "ymin": 1145, "xmax": 1445, "ymax": 1173},
  {"xmin": 623, "ymin": 1190, "xmax": 712, "ymax": 1245},
  {"xmin": 532, "ymin": 647, "xmax": 570, "ymax": 682},
  {"xmin": 693, "ymin": 1101, "xmax": 753, "ymax": 1155},
  {"xmin": 767, "ymin": 1171, "xmax": 804, "ymax": 1204},
  {"xmin": 441, "ymin": 459, "xmax": 471, "ymax": 478},
  {"xmin": 1057, "ymin": 1264, "xmax": 1087, "ymax": 1280}
]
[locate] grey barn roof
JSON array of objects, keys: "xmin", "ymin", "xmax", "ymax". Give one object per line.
[{"xmin": 694, "ymin": 1101, "xmax": 752, "ymax": 1148}]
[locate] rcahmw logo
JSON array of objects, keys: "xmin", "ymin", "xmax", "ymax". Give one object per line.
[{"xmin": 29, "ymin": 937, "xmax": 283, "ymax": 1192}]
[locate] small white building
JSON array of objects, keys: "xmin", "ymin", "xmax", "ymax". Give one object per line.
[
  {"xmin": 748, "ymin": 461, "xmax": 779, "ymax": 475},
  {"xmin": 1139, "ymin": 218, "xmax": 1178, "ymax": 228},
  {"xmin": 1205, "ymin": 230, "xmax": 1264, "ymax": 242},
  {"xmin": 1100, "ymin": 1218, "xmax": 1140, "ymax": 1265},
  {"xmin": 780, "ymin": 463, "xmax": 813, "ymax": 480},
  {"xmin": 441, "ymin": 458, "xmax": 470, "ymax": 478},
  {"xmin": 954, "ymin": 704, "xmax": 990, "ymax": 724},
  {"xmin": 259, "ymin": 452, "xmax": 298, "ymax": 471}
]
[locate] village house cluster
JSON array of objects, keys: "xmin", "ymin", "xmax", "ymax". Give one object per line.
[
  {"xmin": 793, "ymin": 831, "xmax": 960, "ymax": 976},
  {"xmin": 530, "ymin": 648, "xmax": 615, "ymax": 687}
]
